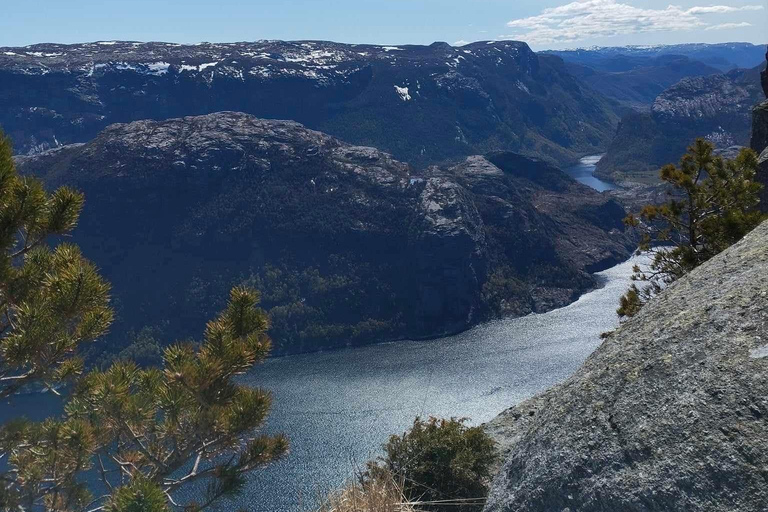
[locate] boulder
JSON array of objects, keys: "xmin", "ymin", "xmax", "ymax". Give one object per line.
[{"xmin": 485, "ymin": 220, "xmax": 768, "ymax": 512}]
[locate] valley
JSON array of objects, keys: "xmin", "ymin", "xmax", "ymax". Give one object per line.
[
  {"xmin": 0, "ymin": 26, "xmax": 766, "ymax": 512},
  {"xmin": 14, "ymin": 112, "xmax": 634, "ymax": 357}
]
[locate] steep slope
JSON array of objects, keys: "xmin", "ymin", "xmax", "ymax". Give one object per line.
[
  {"xmin": 16, "ymin": 113, "xmax": 633, "ymax": 355},
  {"xmin": 485, "ymin": 220, "xmax": 768, "ymax": 512},
  {"xmin": 751, "ymin": 50, "xmax": 768, "ymax": 211},
  {"xmin": 563, "ymin": 55, "xmax": 720, "ymax": 107},
  {"xmin": 596, "ymin": 65, "xmax": 765, "ymax": 183},
  {"xmin": 0, "ymin": 40, "xmax": 618, "ymax": 167}
]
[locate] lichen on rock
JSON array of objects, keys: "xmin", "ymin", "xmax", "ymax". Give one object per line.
[{"xmin": 485, "ymin": 219, "xmax": 768, "ymax": 512}]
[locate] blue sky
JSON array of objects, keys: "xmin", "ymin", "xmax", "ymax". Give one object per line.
[{"xmin": 1, "ymin": 0, "xmax": 766, "ymax": 49}]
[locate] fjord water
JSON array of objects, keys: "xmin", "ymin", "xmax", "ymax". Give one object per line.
[
  {"xmin": 224, "ymin": 256, "xmax": 641, "ymax": 511},
  {"xmin": 2, "ymin": 256, "xmax": 641, "ymax": 512},
  {"xmin": 565, "ymin": 155, "xmax": 617, "ymax": 192}
]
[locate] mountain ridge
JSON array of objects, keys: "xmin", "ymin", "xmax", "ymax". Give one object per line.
[
  {"xmin": 15, "ymin": 112, "xmax": 634, "ymax": 356},
  {"xmin": 596, "ymin": 63, "xmax": 765, "ymax": 183},
  {"xmin": 0, "ymin": 39, "xmax": 618, "ymax": 168},
  {"xmin": 546, "ymin": 42, "xmax": 767, "ymax": 71}
]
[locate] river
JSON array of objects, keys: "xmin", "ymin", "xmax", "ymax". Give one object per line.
[{"xmin": 564, "ymin": 155, "xmax": 616, "ymax": 192}]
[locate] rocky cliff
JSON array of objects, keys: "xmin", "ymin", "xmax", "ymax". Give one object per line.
[
  {"xmin": 484, "ymin": 219, "xmax": 768, "ymax": 512},
  {"xmin": 596, "ymin": 64, "xmax": 765, "ymax": 183},
  {"xmin": 0, "ymin": 40, "xmax": 618, "ymax": 167},
  {"xmin": 15, "ymin": 112, "xmax": 632, "ymax": 355},
  {"xmin": 750, "ymin": 49, "xmax": 768, "ymax": 212}
]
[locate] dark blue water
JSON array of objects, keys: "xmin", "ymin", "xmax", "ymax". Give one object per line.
[
  {"xmin": 565, "ymin": 155, "xmax": 617, "ymax": 192},
  {"xmin": 0, "ymin": 256, "xmax": 643, "ymax": 511}
]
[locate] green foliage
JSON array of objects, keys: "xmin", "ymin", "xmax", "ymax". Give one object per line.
[
  {"xmin": 367, "ymin": 417, "xmax": 497, "ymax": 512},
  {"xmin": 619, "ymin": 139, "xmax": 765, "ymax": 317},
  {"xmin": 0, "ymin": 131, "xmax": 113, "ymax": 399},
  {"xmin": 106, "ymin": 478, "xmax": 169, "ymax": 512},
  {"xmin": 246, "ymin": 261, "xmax": 398, "ymax": 353},
  {"xmin": 0, "ymin": 132, "xmax": 287, "ymax": 511},
  {"xmin": 112, "ymin": 326, "xmax": 165, "ymax": 368}
]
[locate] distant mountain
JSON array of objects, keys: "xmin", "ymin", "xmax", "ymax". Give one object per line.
[
  {"xmin": 596, "ymin": 65, "xmax": 765, "ymax": 183},
  {"xmin": 0, "ymin": 40, "xmax": 618, "ymax": 167},
  {"xmin": 15, "ymin": 113, "xmax": 633, "ymax": 356},
  {"xmin": 546, "ymin": 43, "xmax": 766, "ymax": 108},
  {"xmin": 563, "ymin": 55, "xmax": 721, "ymax": 107},
  {"xmin": 547, "ymin": 43, "xmax": 767, "ymax": 72}
]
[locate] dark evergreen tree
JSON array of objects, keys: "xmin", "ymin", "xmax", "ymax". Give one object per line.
[
  {"xmin": 366, "ymin": 417, "xmax": 496, "ymax": 512},
  {"xmin": 0, "ymin": 132, "xmax": 287, "ymax": 511},
  {"xmin": 0, "ymin": 131, "xmax": 111, "ymax": 399},
  {"xmin": 619, "ymin": 139, "xmax": 765, "ymax": 317}
]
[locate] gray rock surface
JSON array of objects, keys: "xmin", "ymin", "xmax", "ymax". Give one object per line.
[
  {"xmin": 484, "ymin": 220, "xmax": 768, "ymax": 512},
  {"xmin": 753, "ymin": 102, "xmax": 768, "ymax": 213},
  {"xmin": 750, "ymin": 46, "xmax": 768, "ymax": 212}
]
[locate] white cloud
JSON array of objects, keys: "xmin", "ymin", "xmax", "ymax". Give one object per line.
[
  {"xmin": 503, "ymin": 0, "xmax": 764, "ymax": 45},
  {"xmin": 705, "ymin": 21, "xmax": 753, "ymax": 30},
  {"xmin": 686, "ymin": 5, "xmax": 763, "ymax": 14},
  {"xmin": 453, "ymin": 40, "xmax": 470, "ymax": 46}
]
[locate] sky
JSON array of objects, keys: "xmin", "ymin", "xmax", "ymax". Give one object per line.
[{"xmin": 0, "ymin": 0, "xmax": 766, "ymax": 50}]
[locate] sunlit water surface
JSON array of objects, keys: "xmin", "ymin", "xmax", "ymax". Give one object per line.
[
  {"xmin": 564, "ymin": 155, "xmax": 617, "ymax": 192},
  {"xmin": 224, "ymin": 255, "xmax": 641, "ymax": 510},
  {"xmin": 2, "ymin": 256, "xmax": 642, "ymax": 512}
]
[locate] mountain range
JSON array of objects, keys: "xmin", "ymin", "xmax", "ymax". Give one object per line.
[
  {"xmin": 15, "ymin": 112, "xmax": 633, "ymax": 355},
  {"xmin": 5, "ymin": 40, "xmax": 767, "ymax": 355},
  {"xmin": 0, "ymin": 40, "xmax": 619, "ymax": 168},
  {"xmin": 548, "ymin": 43, "xmax": 766, "ymax": 108},
  {"xmin": 547, "ymin": 43, "xmax": 767, "ymax": 72}
]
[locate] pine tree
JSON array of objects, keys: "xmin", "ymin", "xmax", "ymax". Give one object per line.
[
  {"xmin": 619, "ymin": 139, "xmax": 765, "ymax": 317},
  {"xmin": 0, "ymin": 131, "xmax": 112, "ymax": 398},
  {"xmin": 0, "ymin": 132, "xmax": 287, "ymax": 511}
]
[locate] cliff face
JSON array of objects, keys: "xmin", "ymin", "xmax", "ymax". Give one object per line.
[
  {"xmin": 484, "ymin": 220, "xmax": 768, "ymax": 512},
  {"xmin": 597, "ymin": 65, "xmax": 765, "ymax": 182},
  {"xmin": 0, "ymin": 40, "xmax": 618, "ymax": 167},
  {"xmin": 750, "ymin": 49, "xmax": 768, "ymax": 212},
  {"xmin": 16, "ymin": 113, "xmax": 632, "ymax": 355}
]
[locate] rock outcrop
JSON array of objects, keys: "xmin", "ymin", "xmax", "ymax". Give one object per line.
[
  {"xmin": 16, "ymin": 112, "xmax": 633, "ymax": 355},
  {"xmin": 484, "ymin": 220, "xmax": 768, "ymax": 512},
  {"xmin": 596, "ymin": 64, "xmax": 765, "ymax": 183},
  {"xmin": 750, "ymin": 48, "xmax": 768, "ymax": 212},
  {"xmin": 0, "ymin": 40, "xmax": 618, "ymax": 167},
  {"xmin": 762, "ymin": 47, "xmax": 768, "ymax": 98}
]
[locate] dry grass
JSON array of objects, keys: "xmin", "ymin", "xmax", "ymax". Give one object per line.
[{"xmin": 317, "ymin": 472, "xmax": 420, "ymax": 512}]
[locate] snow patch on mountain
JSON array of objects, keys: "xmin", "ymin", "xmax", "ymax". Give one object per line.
[{"xmin": 394, "ymin": 85, "xmax": 411, "ymax": 101}]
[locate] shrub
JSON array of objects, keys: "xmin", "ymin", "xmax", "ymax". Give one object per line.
[{"xmin": 366, "ymin": 417, "xmax": 497, "ymax": 512}]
